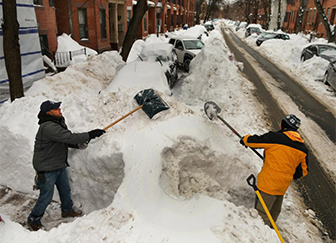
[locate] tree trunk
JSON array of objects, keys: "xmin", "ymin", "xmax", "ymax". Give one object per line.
[
  {"xmin": 2, "ymin": 0, "xmax": 24, "ymax": 102},
  {"xmin": 296, "ymin": 0, "xmax": 306, "ymax": 33},
  {"xmin": 313, "ymin": 0, "xmax": 334, "ymax": 42},
  {"xmin": 277, "ymin": 0, "xmax": 281, "ymax": 30},
  {"xmin": 120, "ymin": 0, "xmax": 149, "ymax": 62}
]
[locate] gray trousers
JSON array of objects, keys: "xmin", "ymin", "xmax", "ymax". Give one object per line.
[{"xmin": 255, "ymin": 190, "xmax": 284, "ymax": 227}]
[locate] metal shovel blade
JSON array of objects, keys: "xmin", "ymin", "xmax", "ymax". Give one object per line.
[
  {"xmin": 204, "ymin": 101, "xmax": 221, "ymax": 120},
  {"xmin": 134, "ymin": 88, "xmax": 169, "ymax": 119}
]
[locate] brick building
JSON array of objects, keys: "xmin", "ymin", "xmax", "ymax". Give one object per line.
[
  {"xmin": 34, "ymin": 0, "xmax": 196, "ymax": 59},
  {"xmin": 282, "ymin": 0, "xmax": 335, "ymax": 38}
]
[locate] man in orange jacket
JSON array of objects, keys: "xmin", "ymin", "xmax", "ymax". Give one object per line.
[{"xmin": 240, "ymin": 114, "xmax": 309, "ymax": 226}]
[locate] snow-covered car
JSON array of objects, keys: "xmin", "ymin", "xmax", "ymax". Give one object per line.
[
  {"xmin": 256, "ymin": 32, "xmax": 290, "ymax": 46},
  {"xmin": 323, "ymin": 59, "xmax": 336, "ymax": 90},
  {"xmin": 235, "ymin": 21, "xmax": 248, "ymax": 31},
  {"xmin": 203, "ymin": 22, "xmax": 215, "ymax": 31},
  {"xmin": 245, "ymin": 24, "xmax": 262, "ymax": 37},
  {"xmin": 105, "ymin": 61, "xmax": 171, "ymax": 95},
  {"xmin": 138, "ymin": 43, "xmax": 178, "ymax": 88},
  {"xmin": 168, "ymin": 36, "xmax": 205, "ymax": 72},
  {"xmin": 301, "ymin": 44, "xmax": 336, "ymax": 62}
]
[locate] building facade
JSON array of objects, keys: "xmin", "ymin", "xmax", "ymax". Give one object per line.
[{"xmin": 34, "ymin": 0, "xmax": 196, "ymax": 59}]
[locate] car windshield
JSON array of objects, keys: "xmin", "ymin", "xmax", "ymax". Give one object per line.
[{"xmin": 183, "ymin": 40, "xmax": 204, "ymax": 50}]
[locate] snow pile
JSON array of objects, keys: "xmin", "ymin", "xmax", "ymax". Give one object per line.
[{"xmin": 0, "ymin": 24, "xmax": 330, "ymax": 243}]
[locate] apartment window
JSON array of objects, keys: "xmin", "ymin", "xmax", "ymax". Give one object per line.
[
  {"xmin": 39, "ymin": 35, "xmax": 50, "ymax": 57},
  {"xmin": 49, "ymin": 0, "xmax": 54, "ymax": 6},
  {"xmin": 78, "ymin": 8, "xmax": 89, "ymax": 40},
  {"xmin": 144, "ymin": 13, "xmax": 147, "ymax": 32},
  {"xmin": 171, "ymin": 14, "xmax": 174, "ymax": 26},
  {"xmin": 311, "ymin": 9, "xmax": 316, "ymax": 23},
  {"xmin": 127, "ymin": 10, "xmax": 131, "ymax": 28},
  {"xmin": 326, "ymin": 8, "xmax": 330, "ymax": 18},
  {"xmin": 100, "ymin": 9, "xmax": 107, "ymax": 39},
  {"xmin": 33, "ymin": 0, "xmax": 43, "ymax": 5}
]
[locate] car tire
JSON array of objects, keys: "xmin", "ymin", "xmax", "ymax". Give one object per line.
[
  {"xmin": 323, "ymin": 71, "xmax": 330, "ymax": 86},
  {"xmin": 184, "ymin": 59, "xmax": 191, "ymax": 73}
]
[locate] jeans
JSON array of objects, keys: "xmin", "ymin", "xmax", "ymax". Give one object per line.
[{"xmin": 28, "ymin": 168, "xmax": 73, "ymax": 225}]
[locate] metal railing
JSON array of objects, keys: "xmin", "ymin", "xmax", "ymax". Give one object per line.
[{"xmin": 53, "ymin": 48, "xmax": 87, "ymax": 68}]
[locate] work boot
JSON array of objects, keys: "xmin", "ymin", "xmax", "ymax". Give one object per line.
[
  {"xmin": 62, "ymin": 208, "xmax": 83, "ymax": 218},
  {"xmin": 27, "ymin": 221, "xmax": 43, "ymax": 231}
]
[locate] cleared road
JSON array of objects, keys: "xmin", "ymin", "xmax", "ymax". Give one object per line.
[{"xmin": 221, "ymin": 27, "xmax": 336, "ymax": 240}]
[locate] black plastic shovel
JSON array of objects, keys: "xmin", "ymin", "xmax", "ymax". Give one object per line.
[
  {"xmin": 103, "ymin": 88, "xmax": 169, "ymax": 130},
  {"xmin": 204, "ymin": 101, "xmax": 263, "ymax": 160}
]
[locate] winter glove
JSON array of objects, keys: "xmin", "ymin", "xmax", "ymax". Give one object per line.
[
  {"xmin": 88, "ymin": 129, "xmax": 106, "ymax": 140},
  {"xmin": 240, "ymin": 137, "xmax": 247, "ymax": 148}
]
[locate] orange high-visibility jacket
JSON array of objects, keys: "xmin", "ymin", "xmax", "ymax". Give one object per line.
[{"xmin": 243, "ymin": 131, "xmax": 309, "ymax": 195}]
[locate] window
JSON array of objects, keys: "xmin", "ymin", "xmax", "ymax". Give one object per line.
[
  {"xmin": 49, "ymin": 0, "xmax": 54, "ymax": 7},
  {"xmin": 127, "ymin": 10, "xmax": 131, "ymax": 28},
  {"xmin": 326, "ymin": 8, "xmax": 331, "ymax": 18},
  {"xmin": 171, "ymin": 14, "xmax": 174, "ymax": 26},
  {"xmin": 144, "ymin": 13, "xmax": 147, "ymax": 32},
  {"xmin": 33, "ymin": 0, "xmax": 43, "ymax": 5},
  {"xmin": 99, "ymin": 9, "xmax": 107, "ymax": 39},
  {"xmin": 78, "ymin": 8, "xmax": 89, "ymax": 40},
  {"xmin": 39, "ymin": 35, "xmax": 50, "ymax": 57}
]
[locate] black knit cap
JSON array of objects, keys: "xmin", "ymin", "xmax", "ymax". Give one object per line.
[
  {"xmin": 281, "ymin": 114, "xmax": 300, "ymax": 130},
  {"xmin": 40, "ymin": 100, "xmax": 61, "ymax": 113}
]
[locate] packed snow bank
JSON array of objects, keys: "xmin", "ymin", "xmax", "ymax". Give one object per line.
[{"xmin": 0, "ymin": 26, "xmax": 329, "ymax": 243}]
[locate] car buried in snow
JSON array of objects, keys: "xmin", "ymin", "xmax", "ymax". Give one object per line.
[
  {"xmin": 168, "ymin": 36, "xmax": 205, "ymax": 73},
  {"xmin": 323, "ymin": 59, "xmax": 336, "ymax": 90},
  {"xmin": 137, "ymin": 43, "xmax": 178, "ymax": 88},
  {"xmin": 301, "ymin": 44, "xmax": 336, "ymax": 62},
  {"xmin": 255, "ymin": 32, "xmax": 290, "ymax": 46}
]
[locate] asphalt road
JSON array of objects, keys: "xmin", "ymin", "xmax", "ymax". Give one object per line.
[{"xmin": 221, "ymin": 27, "xmax": 336, "ymax": 240}]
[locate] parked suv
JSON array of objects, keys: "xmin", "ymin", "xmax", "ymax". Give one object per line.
[{"xmin": 169, "ymin": 37, "xmax": 204, "ymax": 72}]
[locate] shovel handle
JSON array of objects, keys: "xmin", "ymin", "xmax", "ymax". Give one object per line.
[
  {"xmin": 103, "ymin": 105, "xmax": 143, "ymax": 131},
  {"xmin": 246, "ymin": 174, "xmax": 258, "ymax": 191}
]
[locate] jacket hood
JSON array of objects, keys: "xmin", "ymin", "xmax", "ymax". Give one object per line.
[{"xmin": 283, "ymin": 131, "xmax": 304, "ymax": 143}]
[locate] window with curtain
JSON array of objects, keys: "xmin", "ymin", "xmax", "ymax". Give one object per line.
[{"xmin": 78, "ymin": 8, "xmax": 89, "ymax": 39}]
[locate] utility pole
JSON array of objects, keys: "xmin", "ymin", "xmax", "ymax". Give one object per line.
[{"xmin": 2, "ymin": 0, "xmax": 24, "ymax": 101}]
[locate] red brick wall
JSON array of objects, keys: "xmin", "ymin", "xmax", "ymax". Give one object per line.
[{"xmin": 34, "ymin": 0, "xmax": 58, "ymax": 55}]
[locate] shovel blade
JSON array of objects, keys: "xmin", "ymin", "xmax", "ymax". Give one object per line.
[
  {"xmin": 134, "ymin": 89, "xmax": 169, "ymax": 119},
  {"xmin": 204, "ymin": 101, "xmax": 221, "ymax": 120}
]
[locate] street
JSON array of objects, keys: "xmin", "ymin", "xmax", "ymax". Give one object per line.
[{"xmin": 220, "ymin": 26, "xmax": 336, "ymax": 240}]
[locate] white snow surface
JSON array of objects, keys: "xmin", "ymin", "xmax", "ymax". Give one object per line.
[{"xmin": 0, "ymin": 20, "xmax": 335, "ymax": 242}]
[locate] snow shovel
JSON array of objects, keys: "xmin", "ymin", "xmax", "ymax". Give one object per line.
[
  {"xmin": 247, "ymin": 174, "xmax": 285, "ymax": 243},
  {"xmin": 103, "ymin": 89, "xmax": 169, "ymax": 130},
  {"xmin": 204, "ymin": 101, "xmax": 263, "ymax": 160}
]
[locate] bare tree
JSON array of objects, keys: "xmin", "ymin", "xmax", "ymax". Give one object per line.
[
  {"xmin": 259, "ymin": 0, "xmax": 271, "ymax": 29},
  {"xmin": 296, "ymin": 0, "xmax": 307, "ymax": 33},
  {"xmin": 120, "ymin": 0, "xmax": 149, "ymax": 62},
  {"xmin": 277, "ymin": 0, "xmax": 282, "ymax": 30},
  {"xmin": 313, "ymin": 0, "xmax": 335, "ymax": 43},
  {"xmin": 2, "ymin": 0, "xmax": 23, "ymax": 101}
]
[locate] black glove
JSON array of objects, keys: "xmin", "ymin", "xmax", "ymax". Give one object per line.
[
  {"xmin": 88, "ymin": 129, "xmax": 106, "ymax": 139},
  {"xmin": 240, "ymin": 137, "xmax": 247, "ymax": 148}
]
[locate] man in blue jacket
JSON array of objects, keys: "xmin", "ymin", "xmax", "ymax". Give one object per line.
[{"xmin": 27, "ymin": 100, "xmax": 105, "ymax": 231}]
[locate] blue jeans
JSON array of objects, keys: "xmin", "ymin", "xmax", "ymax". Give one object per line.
[{"xmin": 28, "ymin": 168, "xmax": 73, "ymax": 225}]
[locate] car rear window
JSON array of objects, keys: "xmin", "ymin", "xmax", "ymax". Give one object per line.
[{"xmin": 183, "ymin": 40, "xmax": 204, "ymax": 50}]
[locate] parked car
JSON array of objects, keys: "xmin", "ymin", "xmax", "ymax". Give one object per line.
[
  {"xmin": 323, "ymin": 59, "xmax": 336, "ymax": 90},
  {"xmin": 138, "ymin": 43, "xmax": 178, "ymax": 88},
  {"xmin": 235, "ymin": 21, "xmax": 248, "ymax": 31},
  {"xmin": 105, "ymin": 61, "xmax": 171, "ymax": 96},
  {"xmin": 169, "ymin": 37, "xmax": 205, "ymax": 72},
  {"xmin": 245, "ymin": 24, "xmax": 262, "ymax": 37},
  {"xmin": 203, "ymin": 22, "xmax": 215, "ymax": 31},
  {"xmin": 301, "ymin": 44, "xmax": 336, "ymax": 62},
  {"xmin": 256, "ymin": 32, "xmax": 290, "ymax": 46}
]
